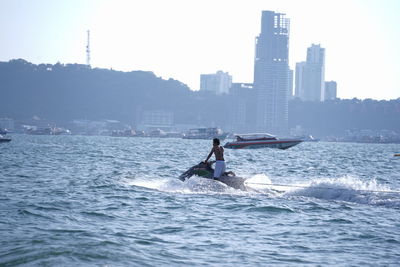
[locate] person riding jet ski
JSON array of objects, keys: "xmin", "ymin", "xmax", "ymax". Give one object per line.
[
  {"xmin": 178, "ymin": 161, "xmax": 246, "ymax": 190},
  {"xmin": 178, "ymin": 161, "xmax": 235, "ymax": 181},
  {"xmin": 204, "ymin": 138, "xmax": 226, "ymax": 179},
  {"xmin": 179, "ymin": 138, "xmax": 247, "ymax": 190}
]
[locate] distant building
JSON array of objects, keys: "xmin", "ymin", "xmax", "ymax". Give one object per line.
[
  {"xmin": 325, "ymin": 81, "xmax": 337, "ymax": 100},
  {"xmin": 70, "ymin": 119, "xmax": 125, "ymax": 135},
  {"xmin": 138, "ymin": 110, "xmax": 174, "ymax": 131},
  {"xmin": 229, "ymin": 83, "xmax": 255, "ymax": 132},
  {"xmin": 200, "ymin": 70, "xmax": 232, "ymax": 95},
  {"xmin": 305, "ymin": 44, "xmax": 325, "ymax": 101},
  {"xmin": 294, "ymin": 62, "xmax": 306, "ymax": 99},
  {"xmin": 253, "ymin": 11, "xmax": 291, "ymax": 135},
  {"xmin": 295, "ymin": 44, "xmax": 326, "ymax": 101}
]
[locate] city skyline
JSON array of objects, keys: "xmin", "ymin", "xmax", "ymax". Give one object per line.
[{"xmin": 0, "ymin": 0, "xmax": 399, "ymax": 100}]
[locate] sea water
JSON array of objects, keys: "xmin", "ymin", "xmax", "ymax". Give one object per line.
[{"xmin": 1, "ymin": 135, "xmax": 400, "ymax": 266}]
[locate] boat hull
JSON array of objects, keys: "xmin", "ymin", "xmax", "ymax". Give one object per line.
[{"xmin": 224, "ymin": 139, "xmax": 302, "ymax": 149}]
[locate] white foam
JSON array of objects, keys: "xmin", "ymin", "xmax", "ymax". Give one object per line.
[
  {"xmin": 122, "ymin": 175, "xmax": 239, "ymax": 194},
  {"xmin": 179, "ymin": 176, "xmax": 234, "ymax": 193},
  {"xmin": 284, "ymin": 176, "xmax": 400, "ymax": 207},
  {"xmin": 244, "ymin": 174, "xmax": 291, "ymax": 195},
  {"xmin": 245, "ymin": 173, "xmax": 272, "ymax": 186},
  {"xmin": 123, "ymin": 176, "xmax": 170, "ymax": 190},
  {"xmin": 122, "ymin": 174, "xmax": 400, "ymax": 207}
]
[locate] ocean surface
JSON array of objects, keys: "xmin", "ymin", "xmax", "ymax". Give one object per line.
[{"xmin": 1, "ymin": 135, "xmax": 400, "ymax": 266}]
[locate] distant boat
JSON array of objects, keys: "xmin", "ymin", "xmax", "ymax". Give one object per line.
[
  {"xmin": 0, "ymin": 134, "xmax": 11, "ymax": 143},
  {"xmin": 26, "ymin": 127, "xmax": 71, "ymax": 135},
  {"xmin": 224, "ymin": 133, "xmax": 302, "ymax": 150},
  {"xmin": 183, "ymin": 127, "xmax": 228, "ymax": 140},
  {"xmin": 148, "ymin": 129, "xmax": 167, "ymax": 138},
  {"xmin": 111, "ymin": 129, "xmax": 137, "ymax": 137}
]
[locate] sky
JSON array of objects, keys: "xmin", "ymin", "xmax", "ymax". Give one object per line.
[{"xmin": 0, "ymin": 0, "xmax": 399, "ymax": 100}]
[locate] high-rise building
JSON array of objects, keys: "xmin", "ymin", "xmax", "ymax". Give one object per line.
[
  {"xmin": 200, "ymin": 71, "xmax": 232, "ymax": 95},
  {"xmin": 294, "ymin": 61, "xmax": 306, "ymax": 99},
  {"xmin": 253, "ymin": 11, "xmax": 290, "ymax": 135},
  {"xmin": 295, "ymin": 44, "xmax": 325, "ymax": 101},
  {"xmin": 325, "ymin": 81, "xmax": 337, "ymax": 100},
  {"xmin": 305, "ymin": 44, "xmax": 325, "ymax": 101},
  {"xmin": 229, "ymin": 83, "xmax": 255, "ymax": 133}
]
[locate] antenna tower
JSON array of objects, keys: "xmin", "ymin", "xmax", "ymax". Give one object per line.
[{"xmin": 86, "ymin": 30, "xmax": 91, "ymax": 66}]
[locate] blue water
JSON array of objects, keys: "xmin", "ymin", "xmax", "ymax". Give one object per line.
[{"xmin": 1, "ymin": 135, "xmax": 400, "ymax": 266}]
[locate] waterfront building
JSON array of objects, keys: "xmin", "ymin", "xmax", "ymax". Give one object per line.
[
  {"xmin": 325, "ymin": 81, "xmax": 337, "ymax": 100},
  {"xmin": 253, "ymin": 11, "xmax": 290, "ymax": 135},
  {"xmin": 138, "ymin": 110, "xmax": 174, "ymax": 131},
  {"xmin": 200, "ymin": 71, "xmax": 232, "ymax": 95}
]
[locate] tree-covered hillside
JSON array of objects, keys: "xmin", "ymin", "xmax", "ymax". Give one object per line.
[{"xmin": 1, "ymin": 59, "xmax": 399, "ymax": 137}]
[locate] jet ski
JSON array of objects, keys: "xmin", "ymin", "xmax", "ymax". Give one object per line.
[{"xmin": 179, "ymin": 161, "xmax": 248, "ymax": 191}]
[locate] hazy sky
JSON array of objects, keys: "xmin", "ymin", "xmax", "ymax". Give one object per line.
[{"xmin": 1, "ymin": 0, "xmax": 399, "ymax": 100}]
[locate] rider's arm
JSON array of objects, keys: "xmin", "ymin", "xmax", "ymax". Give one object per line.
[{"xmin": 205, "ymin": 148, "xmax": 213, "ymax": 162}]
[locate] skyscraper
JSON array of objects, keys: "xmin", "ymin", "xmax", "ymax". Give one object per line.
[
  {"xmin": 295, "ymin": 44, "xmax": 325, "ymax": 101},
  {"xmin": 305, "ymin": 44, "xmax": 325, "ymax": 101},
  {"xmin": 294, "ymin": 61, "xmax": 306, "ymax": 99},
  {"xmin": 253, "ymin": 11, "xmax": 290, "ymax": 135}
]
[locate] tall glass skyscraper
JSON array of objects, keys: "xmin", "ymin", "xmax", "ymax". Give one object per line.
[{"xmin": 253, "ymin": 11, "xmax": 290, "ymax": 135}]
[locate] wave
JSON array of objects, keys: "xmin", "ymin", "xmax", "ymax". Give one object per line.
[
  {"xmin": 123, "ymin": 176, "xmax": 246, "ymax": 194},
  {"xmin": 122, "ymin": 174, "xmax": 400, "ymax": 208},
  {"xmin": 282, "ymin": 176, "xmax": 400, "ymax": 208},
  {"xmin": 123, "ymin": 172, "xmax": 284, "ymax": 195}
]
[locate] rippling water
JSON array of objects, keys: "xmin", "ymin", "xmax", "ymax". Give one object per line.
[{"xmin": 1, "ymin": 135, "xmax": 400, "ymax": 266}]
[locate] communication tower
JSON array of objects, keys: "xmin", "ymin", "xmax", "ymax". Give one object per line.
[{"xmin": 86, "ymin": 30, "xmax": 91, "ymax": 67}]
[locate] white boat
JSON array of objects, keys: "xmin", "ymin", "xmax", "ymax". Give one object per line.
[{"xmin": 223, "ymin": 133, "xmax": 302, "ymax": 150}]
